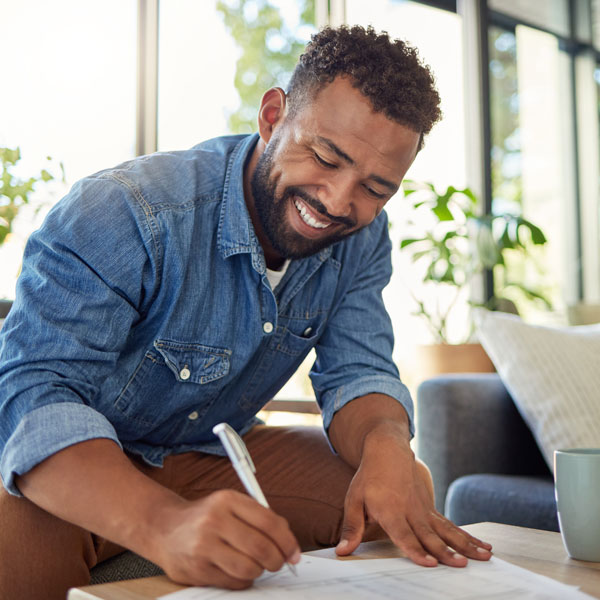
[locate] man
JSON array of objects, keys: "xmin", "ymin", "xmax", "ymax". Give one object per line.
[{"xmin": 0, "ymin": 25, "xmax": 491, "ymax": 599}]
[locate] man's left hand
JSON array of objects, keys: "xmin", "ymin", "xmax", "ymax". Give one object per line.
[
  {"xmin": 328, "ymin": 394, "xmax": 493, "ymax": 567},
  {"xmin": 335, "ymin": 431, "xmax": 492, "ymax": 566}
]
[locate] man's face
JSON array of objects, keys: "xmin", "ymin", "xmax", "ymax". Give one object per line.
[{"xmin": 250, "ymin": 77, "xmax": 421, "ymax": 261}]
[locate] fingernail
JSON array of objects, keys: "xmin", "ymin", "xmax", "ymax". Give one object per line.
[
  {"xmin": 290, "ymin": 549, "xmax": 301, "ymax": 564},
  {"xmin": 477, "ymin": 547, "xmax": 490, "ymax": 555},
  {"xmin": 425, "ymin": 554, "xmax": 437, "ymax": 564},
  {"xmin": 452, "ymin": 553, "xmax": 464, "ymax": 560},
  {"xmin": 336, "ymin": 539, "xmax": 349, "ymax": 551}
]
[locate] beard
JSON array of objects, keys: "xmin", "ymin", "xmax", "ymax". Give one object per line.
[{"xmin": 250, "ymin": 137, "xmax": 359, "ymax": 260}]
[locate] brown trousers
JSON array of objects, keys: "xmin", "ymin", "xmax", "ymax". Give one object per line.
[{"xmin": 0, "ymin": 425, "xmax": 381, "ymax": 600}]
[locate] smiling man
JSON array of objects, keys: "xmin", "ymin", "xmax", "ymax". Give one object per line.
[{"xmin": 0, "ymin": 26, "xmax": 491, "ymax": 599}]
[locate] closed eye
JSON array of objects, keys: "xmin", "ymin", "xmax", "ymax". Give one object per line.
[
  {"xmin": 314, "ymin": 152, "xmax": 337, "ymax": 169},
  {"xmin": 365, "ymin": 186, "xmax": 386, "ymax": 200}
]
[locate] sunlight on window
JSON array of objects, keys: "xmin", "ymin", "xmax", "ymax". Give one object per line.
[
  {"xmin": 0, "ymin": 0, "xmax": 137, "ymax": 299},
  {"xmin": 157, "ymin": 1, "xmax": 240, "ymax": 150},
  {"xmin": 490, "ymin": 24, "xmax": 573, "ymax": 320}
]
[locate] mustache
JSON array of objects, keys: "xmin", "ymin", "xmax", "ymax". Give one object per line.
[{"xmin": 285, "ymin": 186, "xmax": 356, "ymax": 229}]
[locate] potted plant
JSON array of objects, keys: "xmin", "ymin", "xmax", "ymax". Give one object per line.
[
  {"xmin": 400, "ymin": 180, "xmax": 550, "ymax": 375},
  {"xmin": 0, "ymin": 147, "xmax": 64, "ymax": 317}
]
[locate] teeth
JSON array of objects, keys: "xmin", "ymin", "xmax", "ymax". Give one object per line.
[{"xmin": 294, "ymin": 199, "xmax": 331, "ymax": 229}]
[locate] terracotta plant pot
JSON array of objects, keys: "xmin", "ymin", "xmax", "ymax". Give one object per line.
[{"xmin": 414, "ymin": 343, "xmax": 495, "ymax": 384}]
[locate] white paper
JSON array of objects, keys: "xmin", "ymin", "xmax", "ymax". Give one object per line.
[{"xmin": 158, "ymin": 554, "xmax": 596, "ymax": 600}]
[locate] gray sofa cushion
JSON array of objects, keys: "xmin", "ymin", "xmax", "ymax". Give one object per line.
[
  {"xmin": 416, "ymin": 374, "xmax": 550, "ymax": 513},
  {"xmin": 445, "ymin": 474, "xmax": 559, "ymax": 532}
]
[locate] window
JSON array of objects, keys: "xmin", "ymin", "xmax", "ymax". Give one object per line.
[
  {"xmin": 489, "ymin": 20, "xmax": 578, "ymax": 318},
  {"xmin": 158, "ymin": 0, "xmax": 316, "ymax": 149},
  {"xmin": 157, "ymin": 1, "xmax": 240, "ymax": 150},
  {"xmin": 0, "ymin": 0, "xmax": 137, "ymax": 299}
]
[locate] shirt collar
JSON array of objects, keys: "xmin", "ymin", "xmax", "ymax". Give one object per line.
[
  {"xmin": 216, "ymin": 132, "xmax": 332, "ymax": 270},
  {"xmin": 217, "ymin": 133, "xmax": 261, "ymax": 262}
]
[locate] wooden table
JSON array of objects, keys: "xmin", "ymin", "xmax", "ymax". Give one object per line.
[{"xmin": 68, "ymin": 522, "xmax": 600, "ymax": 599}]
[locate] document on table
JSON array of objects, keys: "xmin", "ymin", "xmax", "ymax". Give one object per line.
[{"xmin": 158, "ymin": 554, "xmax": 595, "ymax": 600}]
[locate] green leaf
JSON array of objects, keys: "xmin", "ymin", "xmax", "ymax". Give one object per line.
[
  {"xmin": 441, "ymin": 230, "xmax": 459, "ymax": 242},
  {"xmin": 518, "ymin": 217, "xmax": 547, "ymax": 245},
  {"xmin": 432, "ymin": 200, "xmax": 454, "ymax": 221},
  {"xmin": 459, "ymin": 187, "xmax": 478, "ymax": 204},
  {"xmin": 412, "ymin": 249, "xmax": 436, "ymax": 262},
  {"xmin": 400, "ymin": 237, "xmax": 424, "ymax": 248},
  {"xmin": 499, "ymin": 222, "xmax": 516, "ymax": 250},
  {"xmin": 476, "ymin": 223, "xmax": 501, "ymax": 267},
  {"xmin": 504, "ymin": 281, "xmax": 553, "ymax": 308}
]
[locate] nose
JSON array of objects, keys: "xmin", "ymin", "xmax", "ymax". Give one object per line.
[{"xmin": 319, "ymin": 173, "xmax": 355, "ymax": 219}]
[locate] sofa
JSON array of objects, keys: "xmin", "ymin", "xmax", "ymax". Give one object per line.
[{"xmin": 416, "ymin": 373, "xmax": 559, "ymax": 532}]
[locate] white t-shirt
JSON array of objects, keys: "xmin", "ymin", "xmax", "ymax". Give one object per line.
[{"xmin": 266, "ymin": 259, "xmax": 290, "ymax": 291}]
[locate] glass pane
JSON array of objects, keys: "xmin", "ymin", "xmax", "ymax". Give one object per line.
[
  {"xmin": 489, "ymin": 24, "xmax": 574, "ymax": 319},
  {"xmin": 0, "ymin": 0, "xmax": 137, "ymax": 300},
  {"xmin": 157, "ymin": 1, "xmax": 240, "ymax": 149},
  {"xmin": 574, "ymin": 0, "xmax": 592, "ymax": 44},
  {"xmin": 158, "ymin": 0, "xmax": 316, "ymax": 150},
  {"xmin": 346, "ymin": 0, "xmax": 467, "ymax": 389},
  {"xmin": 592, "ymin": 0, "xmax": 600, "ymax": 48},
  {"xmin": 488, "ymin": 0, "xmax": 570, "ymax": 38}
]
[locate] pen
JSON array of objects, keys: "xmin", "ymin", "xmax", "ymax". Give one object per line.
[{"xmin": 212, "ymin": 422, "xmax": 298, "ymax": 577}]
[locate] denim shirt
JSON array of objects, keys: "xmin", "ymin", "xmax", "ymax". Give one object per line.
[{"xmin": 0, "ymin": 133, "xmax": 413, "ymax": 496}]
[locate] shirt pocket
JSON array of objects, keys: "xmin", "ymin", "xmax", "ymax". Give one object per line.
[
  {"xmin": 113, "ymin": 339, "xmax": 231, "ymax": 434},
  {"xmin": 275, "ymin": 321, "xmax": 322, "ymax": 356},
  {"xmin": 154, "ymin": 339, "xmax": 231, "ymax": 384}
]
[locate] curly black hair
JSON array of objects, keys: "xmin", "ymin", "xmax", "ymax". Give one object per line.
[{"xmin": 287, "ymin": 25, "xmax": 442, "ymax": 149}]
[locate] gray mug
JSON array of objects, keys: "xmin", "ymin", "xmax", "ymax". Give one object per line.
[{"xmin": 554, "ymin": 448, "xmax": 600, "ymax": 562}]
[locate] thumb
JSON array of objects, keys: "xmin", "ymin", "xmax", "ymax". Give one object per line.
[{"xmin": 336, "ymin": 488, "xmax": 365, "ymax": 556}]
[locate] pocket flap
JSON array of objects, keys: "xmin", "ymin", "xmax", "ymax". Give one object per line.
[{"xmin": 154, "ymin": 339, "xmax": 231, "ymax": 384}]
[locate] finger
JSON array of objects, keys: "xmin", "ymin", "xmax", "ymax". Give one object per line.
[
  {"xmin": 467, "ymin": 533, "xmax": 493, "ymax": 551},
  {"xmin": 380, "ymin": 515, "xmax": 438, "ymax": 567},
  {"xmin": 228, "ymin": 492, "xmax": 301, "ymax": 563},
  {"xmin": 336, "ymin": 488, "xmax": 366, "ymax": 556},
  {"xmin": 209, "ymin": 539, "xmax": 266, "ymax": 581},
  {"xmin": 411, "ymin": 519, "xmax": 469, "ymax": 567},
  {"xmin": 429, "ymin": 516, "xmax": 493, "ymax": 561},
  {"xmin": 201, "ymin": 561, "xmax": 255, "ymax": 591},
  {"xmin": 220, "ymin": 514, "xmax": 290, "ymax": 572},
  {"xmin": 166, "ymin": 557, "xmax": 254, "ymax": 590}
]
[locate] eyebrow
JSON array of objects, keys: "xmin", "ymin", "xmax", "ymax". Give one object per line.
[
  {"xmin": 315, "ymin": 135, "xmax": 399, "ymax": 194},
  {"xmin": 316, "ymin": 136, "xmax": 355, "ymax": 165}
]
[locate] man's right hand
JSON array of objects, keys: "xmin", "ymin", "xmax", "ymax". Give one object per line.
[
  {"xmin": 16, "ymin": 439, "xmax": 300, "ymax": 590},
  {"xmin": 153, "ymin": 489, "xmax": 301, "ymax": 589}
]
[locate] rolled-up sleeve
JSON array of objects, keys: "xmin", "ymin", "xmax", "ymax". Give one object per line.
[
  {"xmin": 311, "ymin": 212, "xmax": 414, "ymax": 439},
  {"xmin": 0, "ymin": 173, "xmax": 158, "ymax": 495}
]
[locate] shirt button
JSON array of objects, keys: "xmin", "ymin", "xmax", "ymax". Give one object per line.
[
  {"xmin": 180, "ymin": 367, "xmax": 191, "ymax": 380},
  {"xmin": 263, "ymin": 322, "xmax": 274, "ymax": 334},
  {"xmin": 303, "ymin": 326, "xmax": 313, "ymax": 337},
  {"xmin": 188, "ymin": 411, "xmax": 199, "ymax": 420}
]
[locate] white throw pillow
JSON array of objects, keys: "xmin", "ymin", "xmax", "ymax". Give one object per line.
[{"xmin": 473, "ymin": 309, "xmax": 600, "ymax": 471}]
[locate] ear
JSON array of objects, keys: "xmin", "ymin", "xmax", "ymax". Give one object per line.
[{"xmin": 257, "ymin": 88, "xmax": 287, "ymax": 143}]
